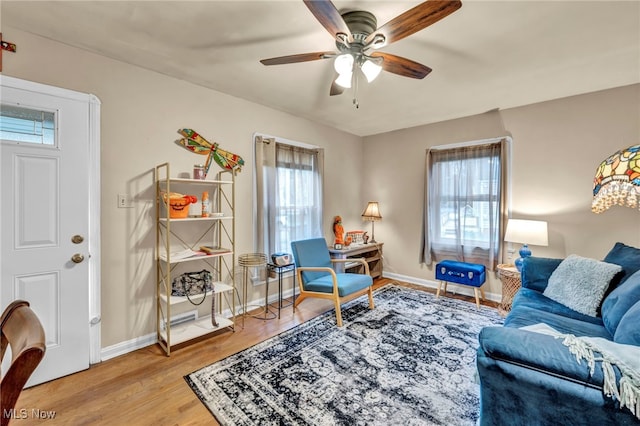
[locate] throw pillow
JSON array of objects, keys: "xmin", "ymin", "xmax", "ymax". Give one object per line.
[
  {"xmin": 543, "ymin": 254, "xmax": 622, "ymax": 317},
  {"xmin": 614, "ymin": 300, "xmax": 640, "ymax": 345},
  {"xmin": 601, "ymin": 270, "xmax": 640, "ymax": 336},
  {"xmin": 603, "ymin": 242, "xmax": 640, "ymax": 286}
]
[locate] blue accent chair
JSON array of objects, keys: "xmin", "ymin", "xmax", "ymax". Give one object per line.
[{"xmin": 290, "ymin": 238, "xmax": 374, "ymax": 327}]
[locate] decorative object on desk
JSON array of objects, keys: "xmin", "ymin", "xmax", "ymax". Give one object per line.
[
  {"xmin": 162, "ymin": 192, "xmax": 197, "ymax": 219},
  {"xmin": 592, "ymin": 144, "xmax": 640, "ymax": 213},
  {"xmin": 333, "ymin": 215, "xmax": 345, "ymax": 245},
  {"xmin": 361, "ymin": 201, "xmax": 382, "ymax": 243},
  {"xmin": 185, "ymin": 284, "xmax": 502, "ymax": 426},
  {"xmin": 504, "ymin": 219, "xmax": 548, "ymax": 272},
  {"xmin": 363, "ymin": 232, "xmax": 369, "ymax": 244},
  {"xmin": 175, "ymin": 128, "xmax": 245, "ymax": 177},
  {"xmin": 346, "ymin": 230, "xmax": 365, "ymax": 245}
]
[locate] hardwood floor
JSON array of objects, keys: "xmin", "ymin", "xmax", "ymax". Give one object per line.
[{"xmin": 13, "ymin": 279, "xmax": 498, "ymax": 425}]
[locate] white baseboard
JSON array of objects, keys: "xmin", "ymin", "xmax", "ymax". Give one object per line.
[
  {"xmin": 382, "ymin": 272, "xmax": 502, "ymax": 304},
  {"xmin": 100, "ymin": 333, "xmax": 157, "ymax": 361},
  {"xmin": 100, "ymin": 274, "xmax": 498, "ymax": 362},
  {"xmin": 100, "ymin": 288, "xmax": 298, "ymax": 362}
]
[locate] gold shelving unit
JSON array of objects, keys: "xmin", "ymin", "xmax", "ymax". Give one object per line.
[{"xmin": 155, "ymin": 163, "xmax": 236, "ymax": 356}]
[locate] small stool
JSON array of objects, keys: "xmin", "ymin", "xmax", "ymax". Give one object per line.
[{"xmin": 435, "ymin": 260, "xmax": 486, "ymax": 308}]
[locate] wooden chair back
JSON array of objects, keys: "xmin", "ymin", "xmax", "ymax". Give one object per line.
[{"xmin": 1, "ymin": 300, "xmax": 46, "ymax": 426}]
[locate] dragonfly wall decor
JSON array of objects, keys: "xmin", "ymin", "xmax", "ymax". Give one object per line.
[{"xmin": 176, "ymin": 128, "xmax": 245, "ymax": 177}]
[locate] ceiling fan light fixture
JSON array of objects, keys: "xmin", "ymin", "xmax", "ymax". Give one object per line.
[
  {"xmin": 361, "ymin": 59, "xmax": 382, "ymax": 82},
  {"xmin": 334, "ymin": 54, "xmax": 354, "ymax": 75},
  {"xmin": 335, "ymin": 72, "xmax": 352, "ymax": 89}
]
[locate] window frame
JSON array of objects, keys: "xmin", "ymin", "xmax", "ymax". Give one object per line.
[
  {"xmin": 253, "ymin": 133, "xmax": 324, "ymax": 261},
  {"xmin": 420, "ymin": 137, "xmax": 510, "ymax": 270},
  {"xmin": 0, "ymin": 102, "xmax": 58, "ymax": 147}
]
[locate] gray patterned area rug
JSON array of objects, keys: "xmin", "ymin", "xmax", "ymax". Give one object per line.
[{"xmin": 185, "ymin": 284, "xmax": 503, "ymax": 426}]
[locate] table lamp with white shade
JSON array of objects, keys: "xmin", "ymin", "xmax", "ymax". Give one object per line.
[
  {"xmin": 361, "ymin": 202, "xmax": 382, "ymax": 243},
  {"xmin": 504, "ymin": 219, "xmax": 549, "ymax": 272}
]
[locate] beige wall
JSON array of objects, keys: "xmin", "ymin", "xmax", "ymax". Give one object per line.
[
  {"xmin": 3, "ymin": 28, "xmax": 365, "ymax": 348},
  {"xmin": 363, "ymin": 84, "xmax": 640, "ymax": 296},
  {"xmin": 4, "ymin": 27, "xmax": 639, "ymax": 352}
]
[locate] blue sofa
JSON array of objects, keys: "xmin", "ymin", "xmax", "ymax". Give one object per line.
[{"xmin": 477, "ymin": 242, "xmax": 640, "ymax": 426}]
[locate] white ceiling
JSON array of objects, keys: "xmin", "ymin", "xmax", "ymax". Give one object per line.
[{"xmin": 3, "ymin": 1, "xmax": 639, "ymax": 136}]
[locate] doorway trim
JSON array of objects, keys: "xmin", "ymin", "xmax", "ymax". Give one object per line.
[{"xmin": 2, "ymin": 75, "xmax": 102, "ymax": 364}]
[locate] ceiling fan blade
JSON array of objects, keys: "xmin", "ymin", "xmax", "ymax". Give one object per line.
[
  {"xmin": 260, "ymin": 51, "xmax": 335, "ymax": 66},
  {"xmin": 303, "ymin": 0, "xmax": 353, "ymax": 42},
  {"xmin": 365, "ymin": 0, "xmax": 462, "ymax": 47},
  {"xmin": 371, "ymin": 52, "xmax": 432, "ymax": 79}
]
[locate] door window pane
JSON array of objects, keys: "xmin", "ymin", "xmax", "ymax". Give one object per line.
[{"xmin": 0, "ymin": 104, "xmax": 56, "ymax": 145}]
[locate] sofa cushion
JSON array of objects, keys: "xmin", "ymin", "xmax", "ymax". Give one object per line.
[
  {"xmin": 520, "ymin": 257, "xmax": 562, "ymax": 293},
  {"xmin": 603, "ymin": 242, "xmax": 640, "ymax": 286},
  {"xmin": 601, "ymin": 270, "xmax": 640, "ymax": 336},
  {"xmin": 509, "ymin": 288, "xmax": 604, "ymax": 325},
  {"xmin": 614, "ymin": 300, "xmax": 640, "ymax": 345},
  {"xmin": 478, "ymin": 327, "xmax": 609, "ymax": 388},
  {"xmin": 542, "ymin": 254, "xmax": 621, "ymax": 317},
  {"xmin": 504, "ymin": 305, "xmax": 611, "ymax": 338}
]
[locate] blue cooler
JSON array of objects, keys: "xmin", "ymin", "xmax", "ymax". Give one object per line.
[{"xmin": 435, "ymin": 260, "xmax": 486, "ymax": 308}]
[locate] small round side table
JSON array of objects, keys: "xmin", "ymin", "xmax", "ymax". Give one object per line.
[
  {"xmin": 239, "ymin": 253, "xmax": 274, "ymax": 325},
  {"xmin": 497, "ymin": 264, "xmax": 521, "ymax": 316}
]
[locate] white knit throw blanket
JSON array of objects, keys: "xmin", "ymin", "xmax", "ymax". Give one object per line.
[{"xmin": 521, "ymin": 323, "xmax": 640, "ymax": 420}]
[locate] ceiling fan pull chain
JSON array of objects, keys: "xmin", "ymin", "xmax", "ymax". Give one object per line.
[{"xmin": 353, "ymin": 73, "xmax": 359, "ymax": 109}]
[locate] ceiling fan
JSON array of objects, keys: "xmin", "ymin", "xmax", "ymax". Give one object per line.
[{"xmin": 260, "ymin": 0, "xmax": 462, "ymax": 100}]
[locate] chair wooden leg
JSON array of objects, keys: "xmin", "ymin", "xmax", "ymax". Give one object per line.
[
  {"xmin": 335, "ymin": 307, "xmax": 343, "ymax": 327},
  {"xmin": 480, "ymin": 286, "xmax": 486, "ymax": 301},
  {"xmin": 367, "ymin": 287, "xmax": 375, "ymax": 310},
  {"xmin": 334, "ymin": 295, "xmax": 343, "ymax": 327},
  {"xmin": 436, "ymin": 281, "xmax": 442, "ymax": 298},
  {"xmin": 293, "ymin": 294, "xmax": 306, "ymax": 312},
  {"xmin": 474, "ymin": 288, "xmax": 481, "ymax": 309}
]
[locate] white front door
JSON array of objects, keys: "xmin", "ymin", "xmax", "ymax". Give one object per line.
[{"xmin": 1, "ymin": 77, "xmax": 99, "ymax": 385}]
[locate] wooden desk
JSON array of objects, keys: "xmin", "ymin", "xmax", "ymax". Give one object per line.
[{"xmin": 328, "ymin": 243, "xmax": 383, "ymax": 279}]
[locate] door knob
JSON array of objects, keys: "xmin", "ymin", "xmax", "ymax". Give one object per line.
[
  {"xmin": 72, "ymin": 235, "xmax": 84, "ymax": 244},
  {"xmin": 71, "ymin": 253, "xmax": 85, "ymax": 263}
]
